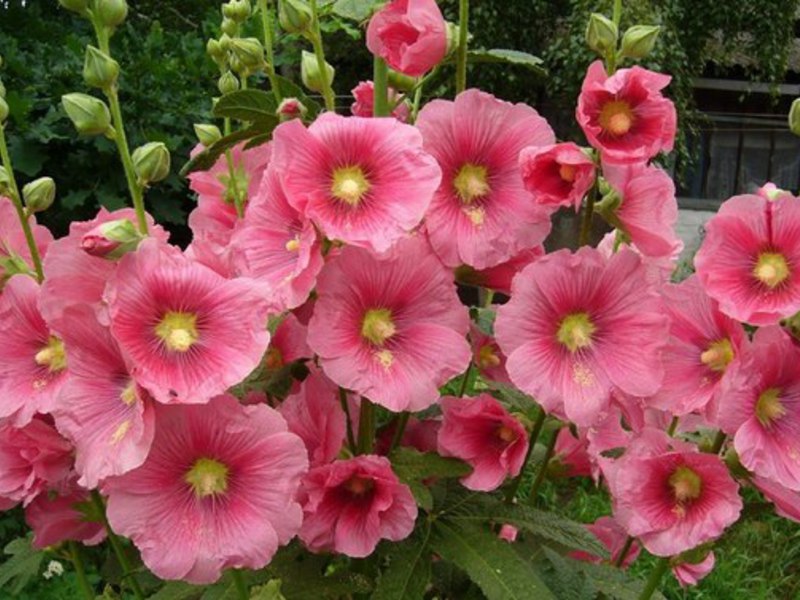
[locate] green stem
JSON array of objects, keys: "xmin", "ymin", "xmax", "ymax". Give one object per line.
[
  {"xmin": 388, "ymin": 412, "xmax": 410, "ymax": 455},
  {"xmin": 504, "ymin": 408, "xmax": 546, "ymax": 503},
  {"xmin": 667, "ymin": 416, "xmax": 679, "ymax": 437},
  {"xmin": 68, "ymin": 541, "xmax": 95, "ymax": 600},
  {"xmin": 455, "ymin": 0, "xmax": 469, "ymax": 94},
  {"xmin": 709, "ymin": 430, "xmax": 727, "ymax": 455},
  {"xmin": 257, "ymin": 0, "xmax": 282, "ymax": 101},
  {"xmin": 90, "ymin": 491, "xmax": 145, "ymax": 600},
  {"xmin": 231, "ymin": 569, "xmax": 249, "ymax": 599},
  {"xmin": 373, "ymin": 57, "xmax": 390, "ymax": 117},
  {"xmin": 612, "ymin": 0, "xmax": 623, "ymax": 25},
  {"xmin": 308, "ymin": 0, "xmax": 336, "ymax": 112},
  {"xmin": 637, "ymin": 556, "xmax": 670, "ymax": 600},
  {"xmin": 339, "ymin": 387, "xmax": 357, "ymax": 452},
  {"xmin": 411, "ymin": 84, "xmax": 424, "ymax": 122},
  {"xmin": 357, "ymin": 398, "xmax": 376, "ymax": 455},
  {"xmin": 613, "ymin": 536, "xmax": 635, "ymax": 568},
  {"xmin": 578, "ymin": 185, "xmax": 597, "ymax": 247},
  {"xmin": 529, "ymin": 427, "xmax": 559, "ymax": 504},
  {"xmin": 0, "ymin": 126, "xmax": 44, "ymax": 281},
  {"xmin": 457, "ymin": 362, "xmax": 474, "ymax": 397}
]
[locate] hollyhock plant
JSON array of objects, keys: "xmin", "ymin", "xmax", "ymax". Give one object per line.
[
  {"xmin": 576, "ymin": 61, "xmax": 676, "ymax": 164},
  {"xmin": 673, "ymin": 552, "xmax": 716, "ymax": 588},
  {"xmin": 597, "ymin": 231, "xmax": 681, "ymax": 286},
  {"xmin": 104, "ymin": 394, "xmax": 308, "ymax": 584},
  {"xmin": 570, "ymin": 516, "xmax": 640, "ymax": 567},
  {"xmin": 469, "ymin": 323, "xmax": 511, "ymax": 385},
  {"xmin": 519, "ymin": 142, "xmax": 596, "ymax": 212},
  {"xmin": 272, "ymin": 113, "xmax": 441, "ymax": 253},
  {"xmin": 694, "ymin": 193, "xmax": 800, "ymax": 325},
  {"xmin": 438, "ymin": 394, "xmax": 528, "ymax": 491},
  {"xmin": 0, "ymin": 196, "xmax": 52, "ymax": 284},
  {"xmin": 366, "ymin": 0, "xmax": 447, "ymax": 77},
  {"xmin": 24, "ymin": 482, "xmax": 105, "ymax": 549},
  {"xmin": 351, "ymin": 81, "xmax": 410, "ymax": 121},
  {"xmin": 105, "ymin": 239, "xmax": 271, "ymax": 405},
  {"xmin": 417, "ymin": 89, "xmax": 555, "ymax": 269},
  {"xmin": 298, "ymin": 455, "xmax": 417, "ymax": 557},
  {"xmin": 495, "ymin": 247, "xmax": 668, "ymax": 426},
  {"xmin": 308, "ymin": 236, "xmax": 471, "ymax": 412},
  {"xmin": 263, "ymin": 313, "xmax": 312, "ymax": 373}
]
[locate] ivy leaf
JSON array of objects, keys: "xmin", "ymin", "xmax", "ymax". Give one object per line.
[
  {"xmin": 372, "ymin": 526, "xmax": 432, "ymax": 600},
  {"xmin": 213, "ymin": 90, "xmax": 277, "ymax": 122},
  {"xmin": 466, "ymin": 49, "xmax": 548, "ymax": 77},
  {"xmin": 390, "ymin": 448, "xmax": 472, "ymax": 482},
  {"xmin": 179, "ymin": 120, "xmax": 277, "ymax": 176},
  {"xmin": 0, "ymin": 537, "xmax": 44, "ymax": 595},
  {"xmin": 332, "ymin": 0, "xmax": 381, "ymax": 22}
]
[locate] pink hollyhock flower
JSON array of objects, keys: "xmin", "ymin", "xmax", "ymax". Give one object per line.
[
  {"xmin": 378, "ymin": 417, "xmax": 440, "ymax": 455},
  {"xmin": 456, "ymin": 246, "xmax": 544, "ymax": 295},
  {"xmin": 0, "ymin": 417, "xmax": 73, "ymax": 507},
  {"xmin": 499, "ymin": 524, "xmax": 519, "ymax": 543},
  {"xmin": 417, "ymin": 89, "xmax": 555, "ymax": 269},
  {"xmin": 551, "ymin": 428, "xmax": 592, "ymax": 478},
  {"xmin": 576, "ymin": 61, "xmax": 676, "ymax": 164},
  {"xmin": 603, "ymin": 162, "xmax": 681, "ymax": 258},
  {"xmin": 438, "ymin": 394, "xmax": 528, "ymax": 491},
  {"xmin": 519, "ymin": 142, "xmax": 595, "ymax": 212},
  {"xmin": 597, "ymin": 231, "xmax": 680, "ymax": 286},
  {"xmin": 105, "ymin": 240, "xmax": 271, "ymax": 405},
  {"xmin": 231, "ymin": 165, "xmax": 323, "ymax": 312},
  {"xmin": 695, "ymin": 193, "xmax": 800, "ymax": 325},
  {"xmin": 272, "ymin": 113, "xmax": 440, "ymax": 253},
  {"xmin": 570, "ymin": 516, "xmax": 640, "ymax": 567},
  {"xmin": 649, "ymin": 276, "xmax": 746, "ymax": 416},
  {"xmin": 104, "ymin": 394, "xmax": 308, "ymax": 584},
  {"xmin": 264, "ymin": 313, "xmax": 312, "ymax": 373},
  {"xmin": 0, "ymin": 276, "xmax": 69, "ymax": 425},
  {"xmin": 298, "ymin": 455, "xmax": 417, "ymax": 557},
  {"xmin": 715, "ymin": 326, "xmax": 800, "ymax": 491},
  {"xmin": 308, "ymin": 236, "xmax": 470, "ymax": 412},
  {"xmin": 53, "ymin": 306, "xmax": 156, "ymax": 489},
  {"xmin": 350, "ymin": 81, "xmax": 410, "ymax": 121},
  {"xmin": 25, "ymin": 482, "xmax": 105, "ymax": 549},
  {"xmin": 757, "ymin": 182, "xmax": 791, "ymax": 202},
  {"xmin": 673, "ymin": 552, "xmax": 715, "ymax": 588},
  {"xmin": 469, "ymin": 323, "xmax": 511, "ymax": 385},
  {"xmin": 495, "ymin": 247, "xmax": 668, "ymax": 426},
  {"xmin": 0, "ymin": 196, "xmax": 52, "ymax": 284},
  {"xmin": 752, "ymin": 475, "xmax": 800, "ymax": 523},
  {"xmin": 366, "ymin": 0, "xmax": 447, "ymax": 77},
  {"xmin": 279, "ymin": 366, "xmax": 346, "ymax": 467}
]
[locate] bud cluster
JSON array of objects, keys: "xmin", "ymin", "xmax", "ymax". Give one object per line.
[
  {"xmin": 585, "ymin": 12, "xmax": 661, "ymax": 70},
  {"xmin": 206, "ymin": 0, "xmax": 268, "ymax": 92}
]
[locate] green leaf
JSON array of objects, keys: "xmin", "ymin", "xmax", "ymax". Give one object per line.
[
  {"xmin": 267, "ymin": 546, "xmax": 373, "ymax": 600},
  {"xmin": 429, "ymin": 520, "xmax": 555, "ymax": 600},
  {"xmin": 373, "ymin": 526, "xmax": 432, "ymax": 600},
  {"xmin": 148, "ymin": 581, "xmax": 205, "ymax": 600},
  {"xmin": 180, "ymin": 120, "xmax": 277, "ymax": 176},
  {"xmin": 213, "ymin": 90, "xmax": 277, "ymax": 122},
  {"xmin": 391, "ymin": 448, "xmax": 472, "ymax": 482},
  {"xmin": 407, "ymin": 480, "xmax": 434, "ymax": 512},
  {"xmin": 0, "ymin": 537, "xmax": 44, "ymax": 595},
  {"xmin": 536, "ymin": 548, "xmax": 595, "ymax": 600},
  {"xmin": 332, "ymin": 0, "xmax": 381, "ymax": 22},
  {"xmin": 484, "ymin": 382, "xmax": 539, "ymax": 418},
  {"xmin": 466, "ymin": 49, "xmax": 548, "ymax": 77},
  {"xmin": 250, "ymin": 580, "xmax": 286, "ymax": 600},
  {"xmin": 574, "ymin": 561, "xmax": 667, "ymax": 600}
]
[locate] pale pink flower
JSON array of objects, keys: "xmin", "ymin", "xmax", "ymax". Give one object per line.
[
  {"xmin": 0, "ymin": 196, "xmax": 52, "ymax": 283},
  {"xmin": 298, "ymin": 455, "xmax": 417, "ymax": 557},
  {"xmin": 695, "ymin": 193, "xmax": 800, "ymax": 325},
  {"xmin": 577, "ymin": 61, "xmax": 676, "ymax": 164},
  {"xmin": 272, "ymin": 113, "xmax": 441, "ymax": 253},
  {"xmin": 570, "ymin": 516, "xmax": 640, "ymax": 567},
  {"xmin": 469, "ymin": 323, "xmax": 511, "ymax": 385},
  {"xmin": 350, "ymin": 81, "xmax": 410, "ymax": 121},
  {"xmin": 308, "ymin": 236, "xmax": 470, "ymax": 412},
  {"xmin": 104, "ymin": 394, "xmax": 308, "ymax": 584},
  {"xmin": 752, "ymin": 475, "xmax": 800, "ymax": 523},
  {"xmin": 105, "ymin": 240, "xmax": 271, "ymax": 405},
  {"xmin": 495, "ymin": 247, "xmax": 668, "ymax": 426},
  {"xmin": 519, "ymin": 142, "xmax": 596, "ymax": 212},
  {"xmin": 417, "ymin": 89, "xmax": 555, "ymax": 269},
  {"xmin": 25, "ymin": 481, "xmax": 105, "ymax": 549},
  {"xmin": 673, "ymin": 552, "xmax": 715, "ymax": 588}
]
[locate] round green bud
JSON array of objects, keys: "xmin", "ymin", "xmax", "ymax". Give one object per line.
[
  {"xmin": 231, "ymin": 37, "xmax": 265, "ymax": 71},
  {"xmin": 95, "ymin": 0, "xmax": 129, "ymax": 28},
  {"xmin": 221, "ymin": 17, "xmax": 238, "ymax": 36},
  {"xmin": 22, "ymin": 177, "xmax": 57, "ymax": 213},
  {"xmin": 230, "ymin": 0, "xmax": 252, "ymax": 22},
  {"xmin": 194, "ymin": 124, "xmax": 223, "ymax": 147},
  {"xmin": 218, "ymin": 71, "xmax": 240, "ymax": 95},
  {"xmin": 132, "ymin": 142, "xmax": 171, "ymax": 185},
  {"xmin": 0, "ymin": 79, "xmax": 6, "ymax": 99},
  {"xmin": 83, "ymin": 45, "xmax": 120, "ymax": 90},
  {"xmin": 61, "ymin": 93, "xmax": 112, "ymax": 136},
  {"xmin": 0, "ymin": 96, "xmax": 8, "ymax": 125},
  {"xmin": 218, "ymin": 34, "xmax": 232, "ymax": 52},
  {"xmin": 619, "ymin": 25, "xmax": 661, "ymax": 60},
  {"xmin": 207, "ymin": 38, "xmax": 225, "ymax": 61},
  {"xmin": 586, "ymin": 12, "xmax": 618, "ymax": 57},
  {"xmin": 278, "ymin": 0, "xmax": 312, "ymax": 35},
  {"xmin": 301, "ymin": 50, "xmax": 334, "ymax": 94},
  {"xmin": 58, "ymin": 0, "xmax": 90, "ymax": 14},
  {"xmin": 0, "ymin": 166, "xmax": 11, "ymax": 196},
  {"xmin": 789, "ymin": 98, "xmax": 800, "ymax": 137}
]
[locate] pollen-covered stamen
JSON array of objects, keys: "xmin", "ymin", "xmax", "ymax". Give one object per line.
[
  {"xmin": 120, "ymin": 381, "xmax": 138, "ymax": 406},
  {"xmin": 753, "ymin": 252, "xmax": 790, "ymax": 289},
  {"xmin": 755, "ymin": 387, "xmax": 786, "ymax": 428},
  {"xmin": 34, "ymin": 336, "xmax": 67, "ymax": 373},
  {"xmin": 477, "ymin": 344, "xmax": 501, "ymax": 369},
  {"xmin": 496, "ymin": 424, "xmax": 518, "ymax": 443},
  {"xmin": 559, "ymin": 163, "xmax": 577, "ymax": 183},
  {"xmin": 185, "ymin": 457, "xmax": 229, "ymax": 498},
  {"xmin": 598, "ymin": 100, "xmax": 635, "ymax": 136},
  {"xmin": 155, "ymin": 311, "xmax": 199, "ymax": 353},
  {"xmin": 331, "ymin": 166, "xmax": 370, "ymax": 206},
  {"xmin": 285, "ymin": 236, "xmax": 301, "ymax": 252},
  {"xmin": 361, "ymin": 308, "xmax": 396, "ymax": 346},
  {"xmin": 669, "ymin": 465, "xmax": 703, "ymax": 507},
  {"xmin": 344, "ymin": 475, "xmax": 375, "ymax": 497},
  {"xmin": 454, "ymin": 164, "xmax": 490, "ymax": 204},
  {"xmin": 700, "ymin": 338, "xmax": 735, "ymax": 373},
  {"xmin": 556, "ymin": 312, "xmax": 596, "ymax": 353}
]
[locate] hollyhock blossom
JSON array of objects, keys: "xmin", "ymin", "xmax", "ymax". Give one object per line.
[
  {"xmin": 519, "ymin": 142, "xmax": 595, "ymax": 212},
  {"xmin": 0, "ymin": 196, "xmax": 52, "ymax": 284},
  {"xmin": 350, "ymin": 81, "xmax": 410, "ymax": 121},
  {"xmin": 366, "ymin": 0, "xmax": 447, "ymax": 77},
  {"xmin": 438, "ymin": 394, "xmax": 528, "ymax": 491},
  {"xmin": 377, "ymin": 416, "xmax": 440, "ymax": 455},
  {"xmin": 105, "ymin": 240, "xmax": 271, "ymax": 405},
  {"xmin": 715, "ymin": 327, "xmax": 800, "ymax": 491},
  {"xmin": 417, "ymin": 89, "xmax": 555, "ymax": 269},
  {"xmin": 231, "ymin": 166, "xmax": 323, "ymax": 312},
  {"xmin": 694, "ymin": 193, "xmax": 800, "ymax": 325},
  {"xmin": 757, "ymin": 182, "xmax": 791, "ymax": 202},
  {"xmin": 499, "ymin": 524, "xmax": 519, "ymax": 543},
  {"xmin": 104, "ymin": 394, "xmax": 308, "ymax": 584},
  {"xmin": 456, "ymin": 246, "xmax": 544, "ymax": 295},
  {"xmin": 752, "ymin": 475, "xmax": 800, "ymax": 523},
  {"xmin": 597, "ymin": 231, "xmax": 680, "ymax": 286},
  {"xmin": 25, "ymin": 482, "xmax": 105, "ymax": 549},
  {"xmin": 570, "ymin": 516, "xmax": 640, "ymax": 567},
  {"xmin": 469, "ymin": 323, "xmax": 511, "ymax": 385},
  {"xmin": 576, "ymin": 61, "xmax": 676, "ymax": 164},
  {"xmin": 272, "ymin": 113, "xmax": 441, "ymax": 253},
  {"xmin": 673, "ymin": 552, "xmax": 715, "ymax": 588},
  {"xmin": 308, "ymin": 237, "xmax": 470, "ymax": 412},
  {"xmin": 649, "ymin": 276, "xmax": 746, "ymax": 416},
  {"xmin": 298, "ymin": 455, "xmax": 417, "ymax": 557},
  {"xmin": 495, "ymin": 247, "xmax": 668, "ymax": 426},
  {"xmin": 0, "ymin": 275, "xmax": 69, "ymax": 425},
  {"xmin": 551, "ymin": 428, "xmax": 592, "ymax": 478},
  {"xmin": 264, "ymin": 313, "xmax": 312, "ymax": 373}
]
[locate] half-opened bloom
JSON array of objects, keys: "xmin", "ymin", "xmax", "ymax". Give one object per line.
[
  {"xmin": 263, "ymin": 313, "xmax": 312, "ymax": 374},
  {"xmin": 519, "ymin": 142, "xmax": 595, "ymax": 212},
  {"xmin": 469, "ymin": 323, "xmax": 511, "ymax": 385},
  {"xmin": 351, "ymin": 81, "xmax": 410, "ymax": 121},
  {"xmin": 673, "ymin": 552, "xmax": 715, "ymax": 588},
  {"xmin": 25, "ymin": 481, "xmax": 105, "ymax": 549}
]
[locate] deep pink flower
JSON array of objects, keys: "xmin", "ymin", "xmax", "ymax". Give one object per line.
[
  {"xmin": 272, "ymin": 113, "xmax": 441, "ymax": 253},
  {"xmin": 298, "ymin": 455, "xmax": 417, "ymax": 557},
  {"xmin": 495, "ymin": 247, "xmax": 668, "ymax": 426},
  {"xmin": 438, "ymin": 394, "xmax": 528, "ymax": 491},
  {"xmin": 366, "ymin": 0, "xmax": 447, "ymax": 77},
  {"xmin": 519, "ymin": 142, "xmax": 595, "ymax": 212},
  {"xmin": 105, "ymin": 240, "xmax": 271, "ymax": 405},
  {"xmin": 551, "ymin": 428, "xmax": 592, "ymax": 478},
  {"xmin": 498, "ymin": 524, "xmax": 519, "ymax": 543},
  {"xmin": 0, "ymin": 196, "xmax": 52, "ymax": 284},
  {"xmin": 673, "ymin": 552, "xmax": 715, "ymax": 588},
  {"xmin": 469, "ymin": 323, "xmax": 511, "ymax": 385},
  {"xmin": 104, "ymin": 394, "xmax": 308, "ymax": 584},
  {"xmin": 308, "ymin": 236, "xmax": 470, "ymax": 412},
  {"xmin": 350, "ymin": 81, "xmax": 410, "ymax": 121},
  {"xmin": 570, "ymin": 516, "xmax": 640, "ymax": 567},
  {"xmin": 25, "ymin": 481, "xmax": 105, "ymax": 549},
  {"xmin": 0, "ymin": 275, "xmax": 69, "ymax": 425},
  {"xmin": 752, "ymin": 475, "xmax": 800, "ymax": 523},
  {"xmin": 417, "ymin": 89, "xmax": 555, "ymax": 269},
  {"xmin": 264, "ymin": 313, "xmax": 312, "ymax": 373},
  {"xmin": 456, "ymin": 246, "xmax": 544, "ymax": 295},
  {"xmin": 576, "ymin": 61, "xmax": 676, "ymax": 164},
  {"xmin": 694, "ymin": 193, "xmax": 800, "ymax": 325}
]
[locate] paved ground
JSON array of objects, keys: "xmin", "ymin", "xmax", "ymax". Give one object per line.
[{"xmin": 677, "ymin": 209, "xmax": 714, "ymax": 262}]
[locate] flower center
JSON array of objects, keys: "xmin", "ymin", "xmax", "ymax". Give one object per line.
[
  {"xmin": 331, "ymin": 166, "xmax": 370, "ymax": 206},
  {"xmin": 477, "ymin": 344, "xmax": 501, "ymax": 369},
  {"xmin": 559, "ymin": 163, "xmax": 577, "ymax": 183},
  {"xmin": 755, "ymin": 387, "xmax": 786, "ymax": 427},
  {"xmin": 668, "ymin": 465, "xmax": 703, "ymax": 504},
  {"xmin": 264, "ymin": 346, "xmax": 283, "ymax": 370},
  {"xmin": 34, "ymin": 336, "xmax": 67, "ymax": 373},
  {"xmin": 753, "ymin": 252, "xmax": 790, "ymax": 289},
  {"xmin": 700, "ymin": 338, "xmax": 735, "ymax": 373},
  {"xmin": 185, "ymin": 457, "xmax": 229, "ymax": 498},
  {"xmin": 120, "ymin": 381, "xmax": 138, "ymax": 406},
  {"xmin": 556, "ymin": 312, "xmax": 596, "ymax": 353},
  {"xmin": 155, "ymin": 311, "xmax": 199, "ymax": 352},
  {"xmin": 344, "ymin": 475, "xmax": 375, "ymax": 497},
  {"xmin": 285, "ymin": 236, "xmax": 301, "ymax": 252},
  {"xmin": 361, "ymin": 308, "xmax": 396, "ymax": 346},
  {"xmin": 496, "ymin": 424, "xmax": 518, "ymax": 443},
  {"xmin": 454, "ymin": 164, "xmax": 490, "ymax": 204},
  {"xmin": 598, "ymin": 100, "xmax": 635, "ymax": 136}
]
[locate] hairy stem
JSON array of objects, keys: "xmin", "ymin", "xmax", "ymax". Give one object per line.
[
  {"xmin": 637, "ymin": 556, "xmax": 670, "ymax": 600},
  {"xmin": 357, "ymin": 397, "xmax": 376, "ymax": 455},
  {"xmin": 455, "ymin": 0, "xmax": 469, "ymax": 94},
  {"xmin": 308, "ymin": 0, "xmax": 336, "ymax": 112},
  {"xmin": 578, "ymin": 185, "xmax": 597, "ymax": 246},
  {"xmin": 388, "ymin": 412, "xmax": 410, "ymax": 455},
  {"xmin": 68, "ymin": 541, "xmax": 95, "ymax": 600},
  {"xmin": 373, "ymin": 57, "xmax": 390, "ymax": 117},
  {"xmin": 257, "ymin": 0, "xmax": 282, "ymax": 101}
]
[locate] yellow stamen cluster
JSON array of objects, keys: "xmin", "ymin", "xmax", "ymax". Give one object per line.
[
  {"xmin": 598, "ymin": 100, "xmax": 635, "ymax": 136},
  {"xmin": 361, "ymin": 308, "xmax": 396, "ymax": 346},
  {"xmin": 700, "ymin": 338, "xmax": 735, "ymax": 373},
  {"xmin": 34, "ymin": 336, "xmax": 67, "ymax": 373},
  {"xmin": 185, "ymin": 457, "xmax": 229, "ymax": 498},
  {"xmin": 753, "ymin": 252, "xmax": 790, "ymax": 289},
  {"xmin": 668, "ymin": 465, "xmax": 703, "ymax": 514},
  {"xmin": 454, "ymin": 164, "xmax": 490, "ymax": 204},
  {"xmin": 556, "ymin": 313, "xmax": 596, "ymax": 353},
  {"xmin": 155, "ymin": 311, "xmax": 199, "ymax": 353},
  {"xmin": 755, "ymin": 387, "xmax": 786, "ymax": 428},
  {"xmin": 331, "ymin": 166, "xmax": 370, "ymax": 206}
]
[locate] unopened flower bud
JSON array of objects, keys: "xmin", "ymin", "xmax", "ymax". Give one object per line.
[
  {"xmin": 0, "ymin": 166, "xmax": 11, "ymax": 195},
  {"xmin": 225, "ymin": 0, "xmax": 251, "ymax": 22},
  {"xmin": 278, "ymin": 0, "xmax": 312, "ymax": 35},
  {"xmin": 95, "ymin": 0, "xmax": 128, "ymax": 28},
  {"xmin": 80, "ymin": 218, "xmax": 143, "ymax": 259},
  {"xmin": 61, "ymin": 93, "xmax": 112, "ymax": 136},
  {"xmin": 218, "ymin": 71, "xmax": 240, "ymax": 95},
  {"xmin": 22, "ymin": 177, "xmax": 56, "ymax": 213},
  {"xmin": 445, "ymin": 22, "xmax": 460, "ymax": 57},
  {"xmin": 0, "ymin": 96, "xmax": 8, "ymax": 124},
  {"xmin": 301, "ymin": 50, "xmax": 334, "ymax": 94},
  {"xmin": 790, "ymin": 98, "xmax": 800, "ymax": 137},
  {"xmin": 0, "ymin": 79, "xmax": 6, "ymax": 99},
  {"xmin": 58, "ymin": 0, "xmax": 89, "ymax": 14},
  {"xmin": 132, "ymin": 142, "xmax": 171, "ymax": 185},
  {"xmin": 207, "ymin": 38, "xmax": 225, "ymax": 62},
  {"xmin": 231, "ymin": 38, "xmax": 265, "ymax": 71},
  {"xmin": 221, "ymin": 17, "xmax": 238, "ymax": 36},
  {"xmin": 387, "ymin": 69, "xmax": 416, "ymax": 93},
  {"xmin": 277, "ymin": 97, "xmax": 307, "ymax": 121},
  {"xmin": 585, "ymin": 13, "xmax": 618, "ymax": 56},
  {"xmin": 83, "ymin": 45, "xmax": 120, "ymax": 90},
  {"xmin": 619, "ymin": 25, "xmax": 660, "ymax": 60},
  {"xmin": 194, "ymin": 123, "xmax": 222, "ymax": 146}
]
